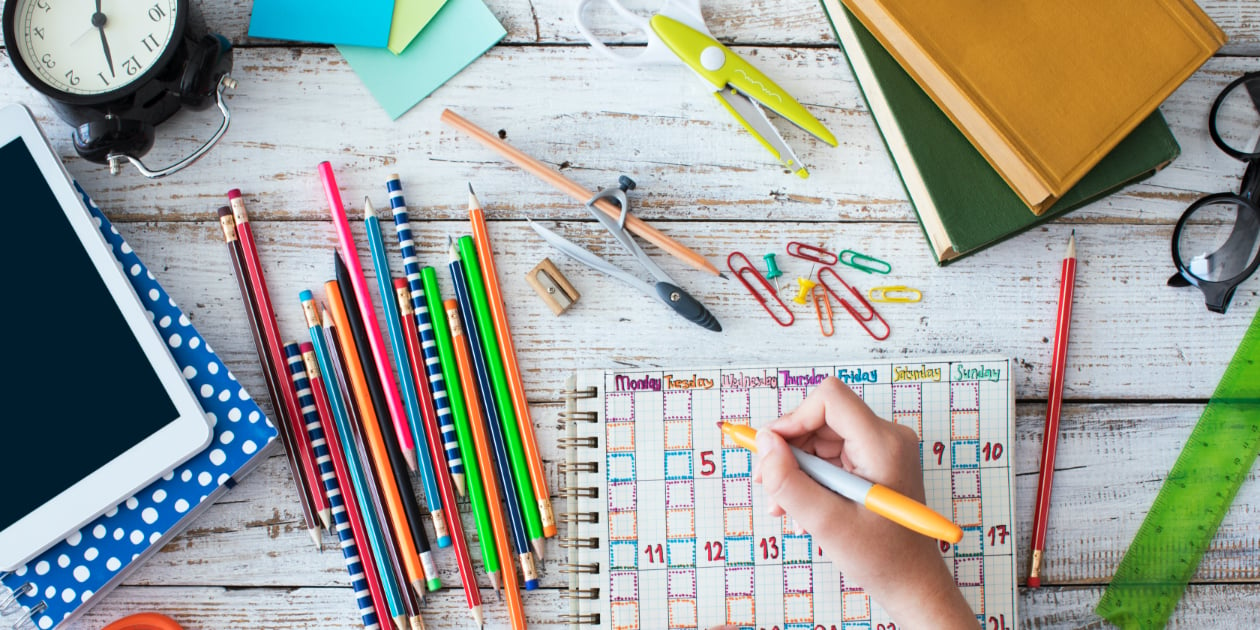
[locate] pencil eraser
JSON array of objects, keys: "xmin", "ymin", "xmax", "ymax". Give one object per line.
[
  {"xmin": 1026, "ymin": 576, "xmax": 1041, "ymax": 588},
  {"xmin": 299, "ymin": 289, "xmax": 313, "ymax": 302},
  {"xmin": 426, "ymin": 578, "xmax": 442, "ymax": 592},
  {"xmin": 299, "ymin": 341, "xmax": 313, "ymax": 353},
  {"xmin": 394, "ymin": 278, "xmax": 408, "ymax": 289},
  {"xmin": 436, "ymin": 535, "xmax": 452, "ymax": 548},
  {"xmin": 227, "ymin": 188, "xmax": 241, "ymax": 200},
  {"xmin": 216, "ymin": 206, "xmax": 231, "ymax": 217},
  {"xmin": 523, "ymin": 578, "xmax": 539, "ymax": 591}
]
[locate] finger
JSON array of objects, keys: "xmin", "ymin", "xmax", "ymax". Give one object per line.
[
  {"xmin": 772, "ymin": 377, "xmax": 884, "ymax": 446},
  {"xmin": 756, "ymin": 428, "xmax": 860, "ymax": 542}
]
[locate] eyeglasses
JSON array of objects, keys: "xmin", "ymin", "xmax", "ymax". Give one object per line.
[{"xmin": 1168, "ymin": 72, "xmax": 1260, "ymax": 314}]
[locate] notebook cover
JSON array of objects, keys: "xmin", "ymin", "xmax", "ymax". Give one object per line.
[
  {"xmin": 248, "ymin": 0, "xmax": 394, "ymax": 47},
  {"xmin": 823, "ymin": 0, "xmax": 1181, "ymax": 264},
  {"xmin": 0, "ymin": 185, "xmax": 279, "ymax": 630},
  {"xmin": 837, "ymin": 0, "xmax": 1221, "ymax": 214}
]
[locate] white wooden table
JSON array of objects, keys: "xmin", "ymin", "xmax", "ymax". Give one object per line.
[{"xmin": 3, "ymin": 0, "xmax": 1258, "ymax": 627}]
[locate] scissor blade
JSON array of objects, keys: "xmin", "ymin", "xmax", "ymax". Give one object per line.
[
  {"xmin": 715, "ymin": 88, "xmax": 808, "ymax": 178},
  {"xmin": 527, "ymin": 219, "xmax": 656, "ymax": 297}
]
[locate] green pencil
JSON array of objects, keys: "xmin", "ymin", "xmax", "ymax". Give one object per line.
[
  {"xmin": 457, "ymin": 235, "xmax": 546, "ymax": 558},
  {"xmin": 421, "ymin": 266, "xmax": 502, "ymax": 591}
]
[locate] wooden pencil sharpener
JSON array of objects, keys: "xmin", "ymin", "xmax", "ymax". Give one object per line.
[{"xmin": 526, "ymin": 258, "xmax": 580, "ymax": 315}]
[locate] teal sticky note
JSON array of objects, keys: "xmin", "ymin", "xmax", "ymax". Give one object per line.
[
  {"xmin": 338, "ymin": 0, "xmax": 506, "ymax": 119},
  {"xmin": 249, "ymin": 0, "xmax": 395, "ymax": 47}
]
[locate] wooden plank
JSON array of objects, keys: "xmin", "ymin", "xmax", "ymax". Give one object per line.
[
  {"xmin": 188, "ymin": 0, "xmax": 1260, "ymax": 55},
  {"xmin": 0, "ymin": 51, "xmax": 1252, "ymax": 226}
]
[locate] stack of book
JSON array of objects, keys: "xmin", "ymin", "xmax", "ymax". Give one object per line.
[{"xmin": 820, "ymin": 0, "xmax": 1225, "ymax": 263}]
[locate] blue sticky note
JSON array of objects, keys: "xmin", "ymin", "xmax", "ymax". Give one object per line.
[
  {"xmin": 338, "ymin": 0, "xmax": 506, "ymax": 119},
  {"xmin": 249, "ymin": 0, "xmax": 395, "ymax": 47}
]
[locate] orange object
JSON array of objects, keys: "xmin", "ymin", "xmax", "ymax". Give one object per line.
[
  {"xmin": 441, "ymin": 108, "xmax": 720, "ymax": 277},
  {"xmin": 101, "ymin": 613, "xmax": 184, "ymax": 630},
  {"xmin": 469, "ymin": 192, "xmax": 556, "ymax": 538},
  {"xmin": 445, "ymin": 299, "xmax": 527, "ymax": 630},
  {"xmin": 325, "ymin": 280, "xmax": 427, "ymax": 599}
]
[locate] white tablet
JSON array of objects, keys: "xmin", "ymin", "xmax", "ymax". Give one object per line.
[{"xmin": 0, "ymin": 104, "xmax": 213, "ymax": 571}]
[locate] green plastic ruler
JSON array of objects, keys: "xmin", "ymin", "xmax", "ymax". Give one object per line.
[{"xmin": 1095, "ymin": 308, "xmax": 1260, "ymax": 629}]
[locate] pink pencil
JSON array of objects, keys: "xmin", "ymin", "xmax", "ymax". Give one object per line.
[{"xmin": 318, "ymin": 162, "xmax": 418, "ymax": 472}]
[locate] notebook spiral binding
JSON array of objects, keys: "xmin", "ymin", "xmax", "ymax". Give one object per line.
[
  {"xmin": 559, "ymin": 377, "xmax": 602, "ymax": 627},
  {"xmin": 0, "ymin": 575, "xmax": 39, "ymax": 630}
]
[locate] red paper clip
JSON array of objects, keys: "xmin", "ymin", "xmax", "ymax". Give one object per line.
[
  {"xmin": 728, "ymin": 252, "xmax": 795, "ymax": 327},
  {"xmin": 812, "ymin": 285, "xmax": 835, "ymax": 337},
  {"xmin": 817, "ymin": 267, "xmax": 890, "ymax": 340},
  {"xmin": 786, "ymin": 241, "xmax": 838, "ymax": 265}
]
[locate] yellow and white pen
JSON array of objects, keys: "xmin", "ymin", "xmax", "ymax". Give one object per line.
[{"xmin": 718, "ymin": 421, "xmax": 963, "ymax": 543}]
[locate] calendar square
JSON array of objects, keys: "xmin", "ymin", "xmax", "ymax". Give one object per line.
[
  {"xmin": 664, "ymin": 390, "xmax": 692, "ymax": 420},
  {"xmin": 609, "ymin": 482, "xmax": 637, "ymax": 512},
  {"xmin": 724, "ymin": 507, "xmax": 753, "ymax": 537},
  {"xmin": 666, "ymin": 509, "xmax": 694, "ymax": 538},
  {"xmin": 726, "ymin": 596, "xmax": 755, "ymax": 626},
  {"xmin": 720, "ymin": 417, "xmax": 749, "ymax": 449},
  {"xmin": 611, "ymin": 540, "xmax": 637, "ymax": 570},
  {"xmin": 723, "ymin": 478, "xmax": 752, "ymax": 507},
  {"xmin": 778, "ymin": 387, "xmax": 808, "ymax": 415},
  {"xmin": 954, "ymin": 557, "xmax": 983, "ymax": 587},
  {"xmin": 609, "ymin": 511, "xmax": 637, "ymax": 540},
  {"xmin": 782, "ymin": 534, "xmax": 812, "ymax": 563},
  {"xmin": 842, "ymin": 592, "xmax": 871, "ymax": 620},
  {"xmin": 954, "ymin": 526, "xmax": 984, "ymax": 557},
  {"xmin": 843, "ymin": 623, "xmax": 872, "ymax": 630},
  {"xmin": 723, "ymin": 449, "xmax": 752, "ymax": 477},
  {"xmin": 893, "ymin": 412, "xmax": 922, "ymax": 437},
  {"xmin": 892, "ymin": 383, "xmax": 921, "ymax": 412},
  {"xmin": 953, "ymin": 498, "xmax": 982, "ymax": 527},
  {"xmin": 664, "ymin": 451, "xmax": 692, "ymax": 480},
  {"xmin": 611, "ymin": 571, "xmax": 638, "ymax": 600},
  {"xmin": 951, "ymin": 410, "xmax": 980, "ymax": 440},
  {"xmin": 668, "ymin": 599, "xmax": 696, "ymax": 628},
  {"xmin": 666, "ymin": 480, "xmax": 694, "ymax": 509},
  {"xmin": 960, "ymin": 585, "xmax": 985, "ymax": 616},
  {"xmin": 664, "ymin": 421, "xmax": 692, "ymax": 450},
  {"xmin": 725, "ymin": 536, "xmax": 754, "ymax": 565},
  {"xmin": 952, "ymin": 440, "xmax": 981, "ymax": 469},
  {"xmin": 951, "ymin": 381, "xmax": 979, "ymax": 410},
  {"xmin": 667, "ymin": 539, "xmax": 695, "ymax": 567},
  {"xmin": 606, "ymin": 392, "xmax": 634, "ymax": 422},
  {"xmin": 783, "ymin": 565, "xmax": 814, "ymax": 593},
  {"xmin": 607, "ymin": 423, "xmax": 636, "ymax": 452},
  {"xmin": 611, "ymin": 601, "xmax": 639, "ymax": 630},
  {"xmin": 667, "ymin": 569, "xmax": 695, "ymax": 598},
  {"xmin": 721, "ymin": 388, "xmax": 750, "ymax": 419},
  {"xmin": 952, "ymin": 470, "xmax": 981, "ymax": 499},
  {"xmin": 725, "ymin": 566, "xmax": 755, "ymax": 596},
  {"xmin": 608, "ymin": 453, "xmax": 636, "ymax": 482},
  {"xmin": 784, "ymin": 593, "xmax": 814, "ymax": 624}
]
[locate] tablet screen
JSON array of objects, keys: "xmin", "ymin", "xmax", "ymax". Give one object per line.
[{"xmin": 0, "ymin": 137, "xmax": 180, "ymax": 532}]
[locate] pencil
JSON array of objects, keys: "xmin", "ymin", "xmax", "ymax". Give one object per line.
[
  {"xmin": 440, "ymin": 108, "xmax": 722, "ymax": 277},
  {"xmin": 719, "ymin": 421, "xmax": 962, "ymax": 543},
  {"xmin": 421, "ymin": 267, "xmax": 502, "ymax": 592},
  {"xmin": 326, "ymin": 276, "xmax": 434, "ymax": 600},
  {"xmin": 285, "ymin": 342, "xmax": 383, "ymax": 630},
  {"xmin": 216, "ymin": 206, "xmax": 323, "ymax": 550},
  {"xmin": 302, "ymin": 296, "xmax": 405, "ymax": 628},
  {"xmin": 318, "ymin": 162, "xmax": 418, "ymax": 472},
  {"xmin": 467, "ymin": 185, "xmax": 556, "ymax": 539},
  {"xmin": 395, "ymin": 280, "xmax": 484, "ymax": 628},
  {"xmin": 455, "ymin": 233, "xmax": 547, "ymax": 559},
  {"xmin": 387, "ymin": 175, "xmax": 467, "ymax": 498},
  {"xmin": 364, "ymin": 198, "xmax": 449, "ymax": 549},
  {"xmin": 320, "ymin": 308, "xmax": 409, "ymax": 628},
  {"xmin": 1028, "ymin": 232, "xmax": 1078, "ymax": 588},
  {"xmin": 445, "ymin": 298, "xmax": 530, "ymax": 630}
]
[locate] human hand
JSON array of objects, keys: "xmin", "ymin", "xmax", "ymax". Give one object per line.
[{"xmin": 753, "ymin": 377, "xmax": 976, "ymax": 630}]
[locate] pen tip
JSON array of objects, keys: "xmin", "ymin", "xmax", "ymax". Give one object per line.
[{"xmin": 715, "ymin": 420, "xmax": 724, "ymax": 429}]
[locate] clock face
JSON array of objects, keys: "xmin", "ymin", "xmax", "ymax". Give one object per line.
[{"xmin": 11, "ymin": 0, "xmax": 181, "ymax": 97}]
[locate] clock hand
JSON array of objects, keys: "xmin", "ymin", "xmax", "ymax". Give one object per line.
[{"xmin": 92, "ymin": 0, "xmax": 114, "ymax": 78}]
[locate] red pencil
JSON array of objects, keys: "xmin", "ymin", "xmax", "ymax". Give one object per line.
[
  {"xmin": 229, "ymin": 191, "xmax": 332, "ymax": 537},
  {"xmin": 1028, "ymin": 232, "xmax": 1077, "ymax": 588}
]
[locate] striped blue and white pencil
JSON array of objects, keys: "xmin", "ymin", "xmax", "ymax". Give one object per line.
[
  {"xmin": 284, "ymin": 342, "xmax": 382, "ymax": 630},
  {"xmin": 388, "ymin": 174, "xmax": 467, "ymax": 497}
]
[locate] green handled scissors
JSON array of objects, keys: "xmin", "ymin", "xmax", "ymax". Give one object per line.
[{"xmin": 575, "ymin": 0, "xmax": 838, "ymax": 178}]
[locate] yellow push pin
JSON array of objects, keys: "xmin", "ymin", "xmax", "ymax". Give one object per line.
[{"xmin": 792, "ymin": 276, "xmax": 818, "ymax": 305}]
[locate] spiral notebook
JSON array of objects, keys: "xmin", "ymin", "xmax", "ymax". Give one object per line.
[
  {"xmin": 0, "ymin": 185, "xmax": 279, "ymax": 630},
  {"xmin": 560, "ymin": 359, "xmax": 1017, "ymax": 629}
]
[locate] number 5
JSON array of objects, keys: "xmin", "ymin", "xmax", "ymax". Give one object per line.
[{"xmin": 700, "ymin": 450, "xmax": 716, "ymax": 476}]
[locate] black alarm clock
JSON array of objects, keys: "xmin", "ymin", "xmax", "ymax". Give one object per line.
[{"xmin": 2, "ymin": 0, "xmax": 236, "ymax": 178}]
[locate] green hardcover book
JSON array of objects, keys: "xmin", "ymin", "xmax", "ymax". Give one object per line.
[{"xmin": 821, "ymin": 0, "xmax": 1181, "ymax": 264}]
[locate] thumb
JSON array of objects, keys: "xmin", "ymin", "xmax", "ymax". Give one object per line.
[{"xmin": 756, "ymin": 429, "xmax": 858, "ymax": 541}]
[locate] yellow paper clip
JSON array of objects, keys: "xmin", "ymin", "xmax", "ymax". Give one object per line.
[
  {"xmin": 812, "ymin": 285, "xmax": 834, "ymax": 337},
  {"xmin": 868, "ymin": 285, "xmax": 922, "ymax": 303},
  {"xmin": 793, "ymin": 276, "xmax": 818, "ymax": 305}
]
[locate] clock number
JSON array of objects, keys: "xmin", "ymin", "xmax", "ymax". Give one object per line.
[
  {"xmin": 141, "ymin": 33, "xmax": 161, "ymax": 53},
  {"xmin": 64, "ymin": 70, "xmax": 79, "ymax": 86},
  {"xmin": 149, "ymin": 4, "xmax": 167, "ymax": 21},
  {"xmin": 97, "ymin": 72, "xmax": 111, "ymax": 87},
  {"xmin": 35, "ymin": 0, "xmax": 52, "ymax": 12},
  {"xmin": 40, "ymin": 53, "xmax": 55, "ymax": 69},
  {"xmin": 122, "ymin": 56, "xmax": 141, "ymax": 76},
  {"xmin": 32, "ymin": 27, "xmax": 45, "ymax": 40}
]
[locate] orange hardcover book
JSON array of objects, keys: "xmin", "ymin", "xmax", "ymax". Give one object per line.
[{"xmin": 839, "ymin": 0, "xmax": 1224, "ymax": 214}]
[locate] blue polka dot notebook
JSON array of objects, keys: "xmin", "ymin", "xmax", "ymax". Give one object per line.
[{"xmin": 0, "ymin": 185, "xmax": 279, "ymax": 630}]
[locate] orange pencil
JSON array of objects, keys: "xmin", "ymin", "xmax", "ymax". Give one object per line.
[
  {"xmin": 325, "ymin": 280, "xmax": 429, "ymax": 602},
  {"xmin": 445, "ymin": 299, "xmax": 527, "ymax": 630},
  {"xmin": 468, "ymin": 186, "xmax": 556, "ymax": 538}
]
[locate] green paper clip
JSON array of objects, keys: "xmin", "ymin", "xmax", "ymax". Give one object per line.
[
  {"xmin": 839, "ymin": 249, "xmax": 892, "ymax": 274},
  {"xmin": 868, "ymin": 286, "xmax": 921, "ymax": 303}
]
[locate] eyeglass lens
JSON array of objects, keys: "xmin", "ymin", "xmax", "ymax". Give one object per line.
[
  {"xmin": 1176, "ymin": 198, "xmax": 1260, "ymax": 282},
  {"xmin": 1211, "ymin": 74, "xmax": 1260, "ymax": 158}
]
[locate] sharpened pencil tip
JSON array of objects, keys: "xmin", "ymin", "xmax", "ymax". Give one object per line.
[
  {"xmin": 468, "ymin": 182, "xmax": 475, "ymax": 194},
  {"xmin": 363, "ymin": 196, "xmax": 375, "ymax": 220}
]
